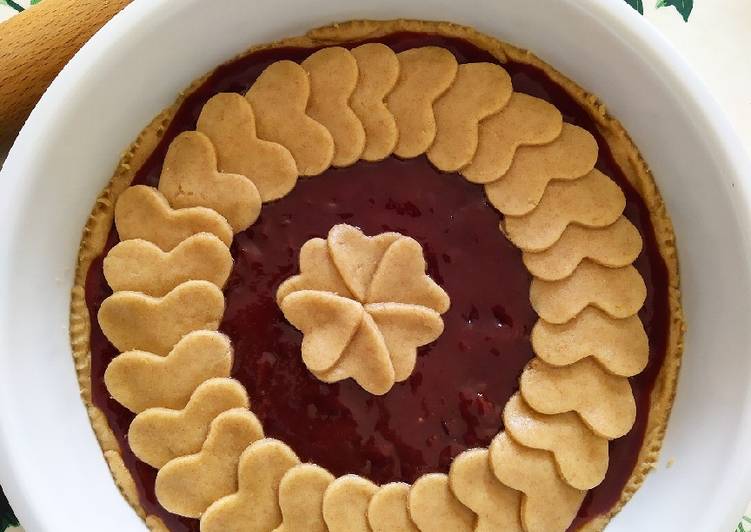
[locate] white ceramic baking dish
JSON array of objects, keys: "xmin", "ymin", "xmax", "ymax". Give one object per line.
[{"xmin": 1, "ymin": 0, "xmax": 750, "ymax": 530}]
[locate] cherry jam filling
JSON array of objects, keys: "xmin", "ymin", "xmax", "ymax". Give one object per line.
[{"xmin": 84, "ymin": 32, "xmax": 670, "ymax": 532}]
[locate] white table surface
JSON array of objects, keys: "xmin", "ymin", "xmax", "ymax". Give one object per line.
[{"xmin": 644, "ymin": 0, "xmax": 751, "ymax": 158}]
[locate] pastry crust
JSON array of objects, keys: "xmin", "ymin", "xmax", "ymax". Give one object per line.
[{"xmin": 69, "ymin": 19, "xmax": 684, "ymax": 531}]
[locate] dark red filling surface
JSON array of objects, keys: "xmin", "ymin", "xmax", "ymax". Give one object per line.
[{"xmin": 84, "ymin": 32, "xmax": 670, "ymax": 532}]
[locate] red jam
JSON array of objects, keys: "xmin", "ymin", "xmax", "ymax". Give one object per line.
[{"xmin": 84, "ymin": 33, "xmax": 670, "ymax": 532}]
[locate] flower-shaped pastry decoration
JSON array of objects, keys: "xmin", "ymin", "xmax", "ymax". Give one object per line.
[{"xmin": 277, "ymin": 224, "xmax": 450, "ymax": 395}]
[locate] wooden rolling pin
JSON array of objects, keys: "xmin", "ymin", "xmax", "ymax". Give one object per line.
[{"xmin": 0, "ymin": 0, "xmax": 132, "ymax": 153}]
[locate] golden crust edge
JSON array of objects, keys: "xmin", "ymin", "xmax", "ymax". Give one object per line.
[
  {"xmin": 69, "ymin": 102, "xmax": 178, "ymax": 530},
  {"xmin": 67, "ymin": 18, "xmax": 685, "ymax": 531}
]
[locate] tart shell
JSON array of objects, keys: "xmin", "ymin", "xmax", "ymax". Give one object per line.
[{"xmin": 69, "ymin": 19, "xmax": 684, "ymax": 531}]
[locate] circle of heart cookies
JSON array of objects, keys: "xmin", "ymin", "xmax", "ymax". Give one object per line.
[{"xmin": 70, "ymin": 20, "xmax": 683, "ymax": 532}]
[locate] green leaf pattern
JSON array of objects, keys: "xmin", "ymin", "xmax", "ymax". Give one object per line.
[
  {"xmin": 737, "ymin": 515, "xmax": 751, "ymax": 532},
  {"xmin": 0, "ymin": 488, "xmax": 18, "ymax": 530},
  {"xmin": 625, "ymin": 0, "xmax": 645, "ymax": 14},
  {"xmin": 0, "ymin": 0, "xmax": 41, "ymax": 16},
  {"xmin": 0, "ymin": 0, "xmax": 25, "ymax": 13},
  {"xmin": 656, "ymin": 0, "xmax": 694, "ymax": 21},
  {"xmin": 622, "ymin": 0, "xmax": 693, "ymax": 19}
]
